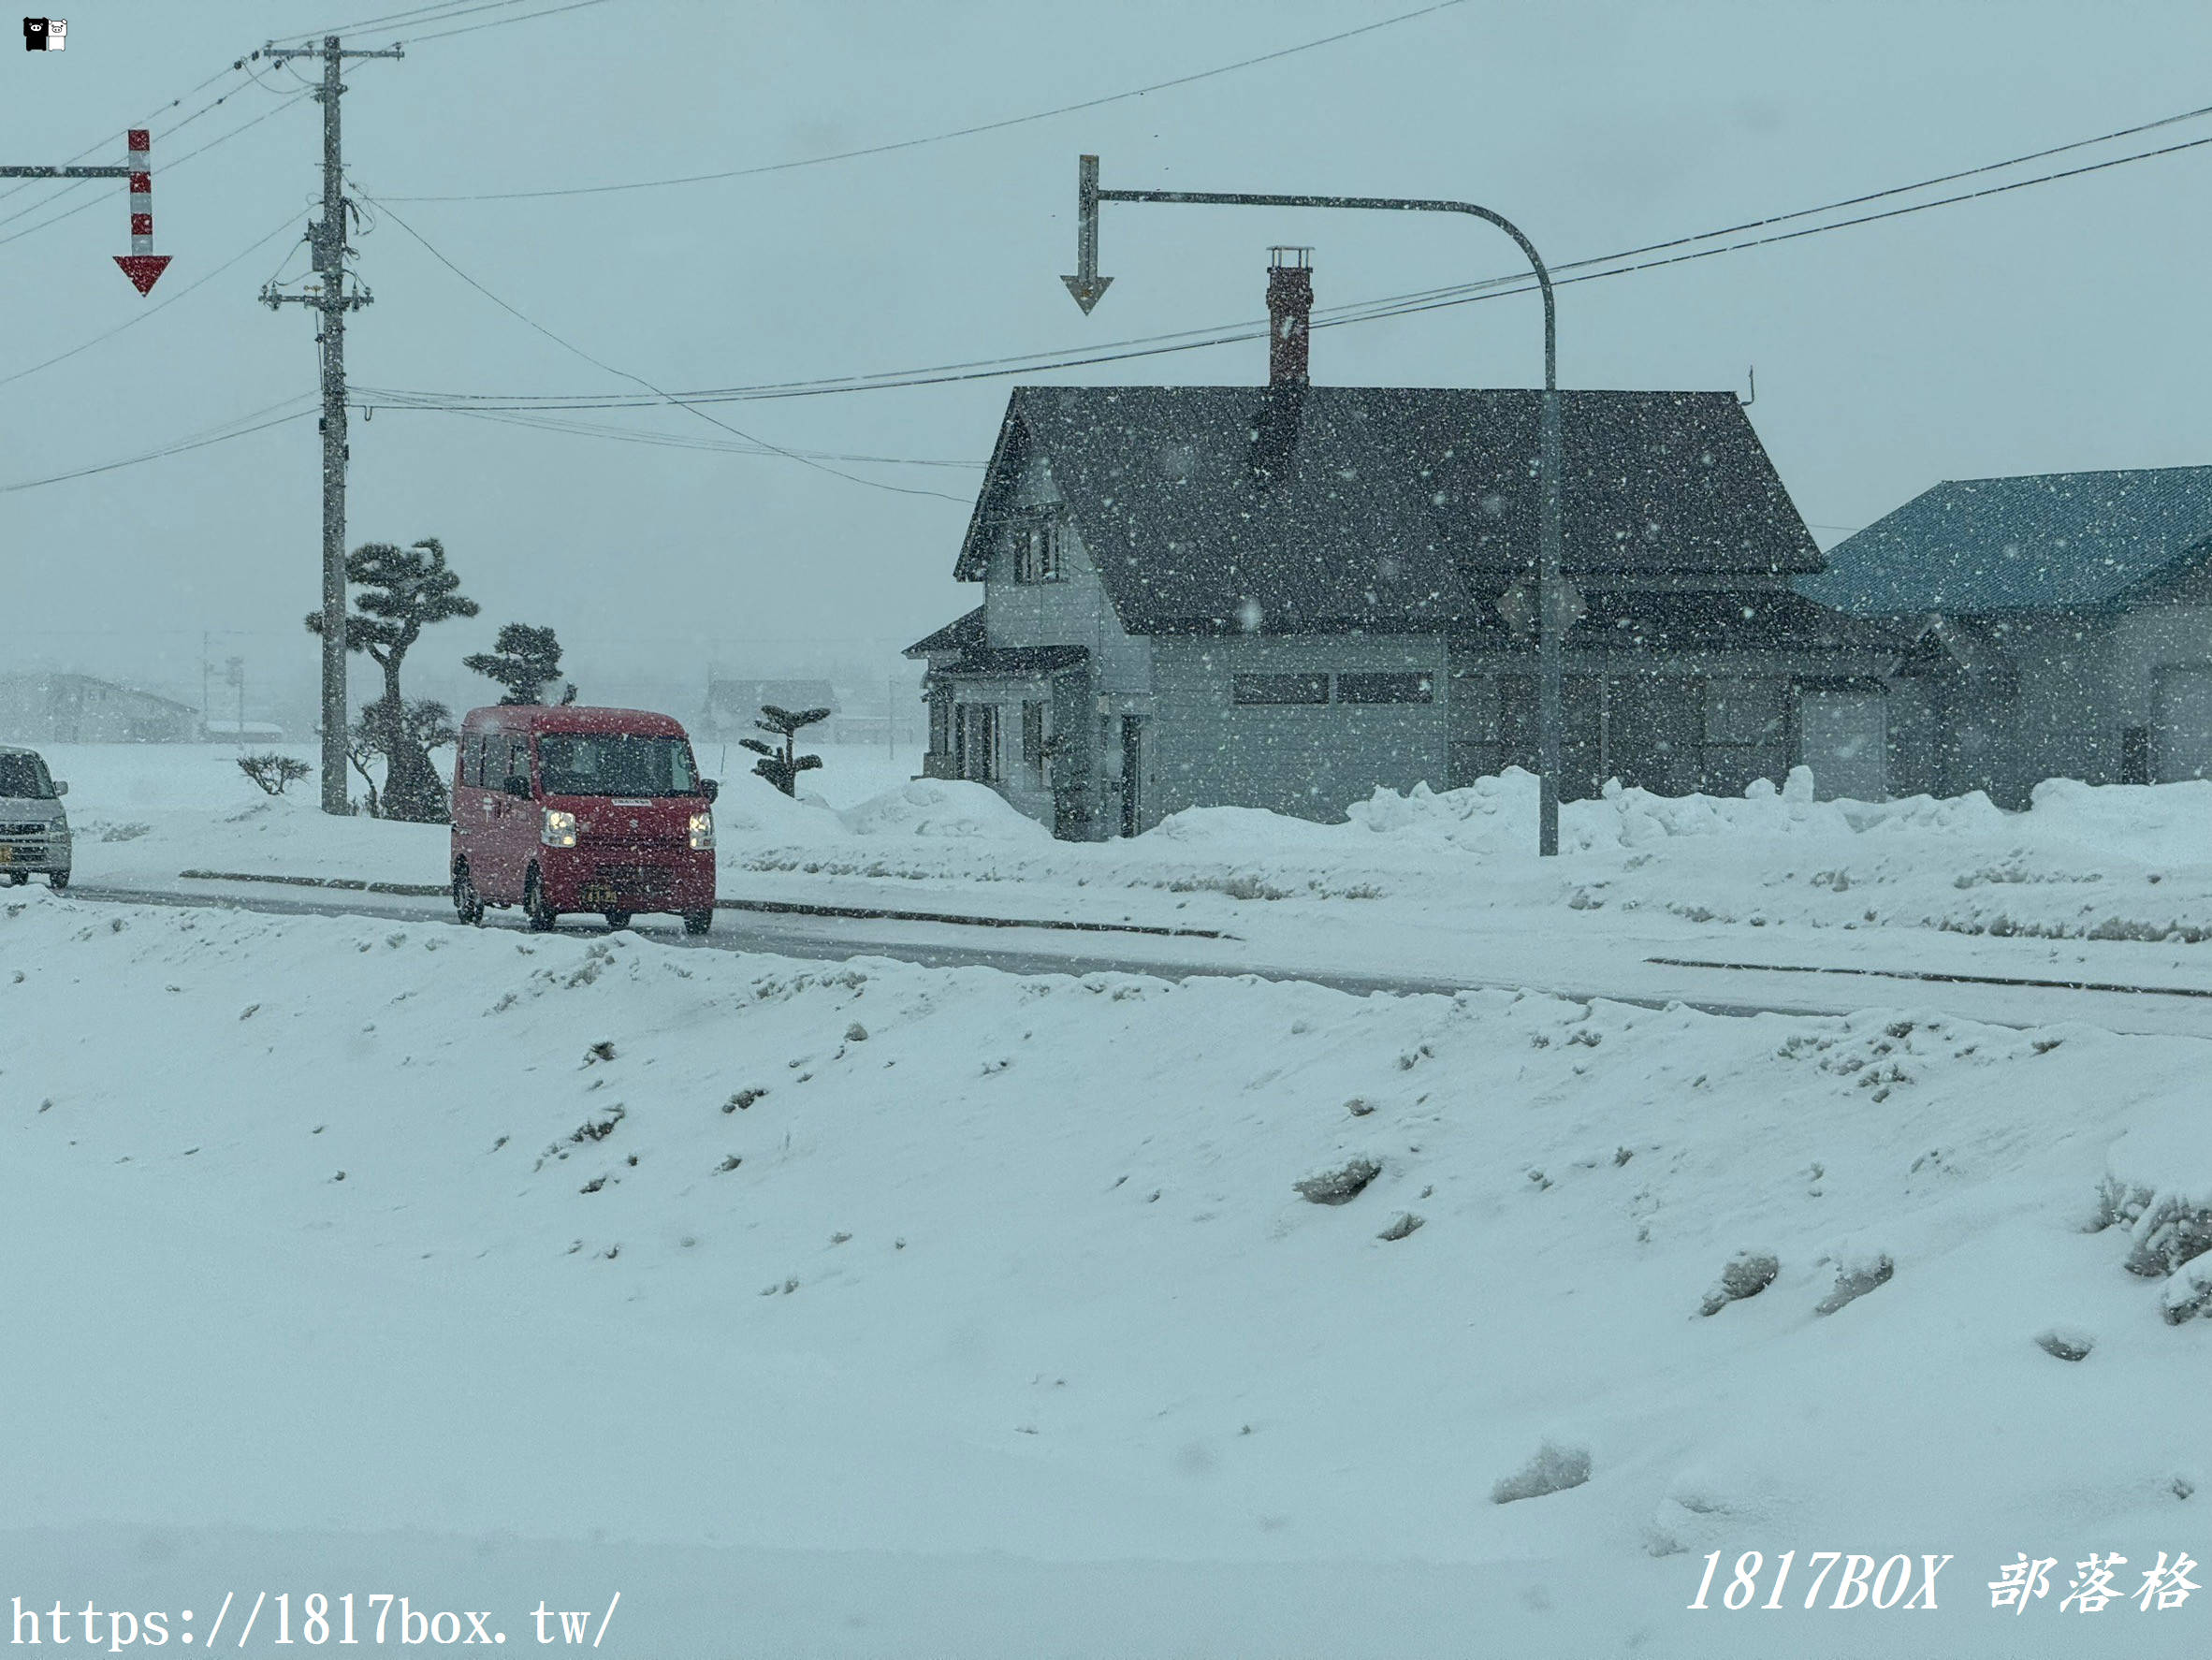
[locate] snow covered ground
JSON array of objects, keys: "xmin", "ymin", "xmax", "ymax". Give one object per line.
[
  {"xmin": 4, "ymin": 881, "xmax": 2208, "ymax": 1655},
  {"xmin": 11, "ymin": 743, "xmax": 2212, "ymax": 1653}
]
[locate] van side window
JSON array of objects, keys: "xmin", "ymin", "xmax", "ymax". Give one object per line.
[
  {"xmin": 459, "ymin": 734, "xmax": 485, "ymax": 788},
  {"xmin": 505, "ymin": 737, "xmax": 533, "ymax": 791}
]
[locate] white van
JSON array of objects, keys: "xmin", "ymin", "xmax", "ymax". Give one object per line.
[{"xmin": 0, "ymin": 745, "xmax": 71, "ymax": 890}]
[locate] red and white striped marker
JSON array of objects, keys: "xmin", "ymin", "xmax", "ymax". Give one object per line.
[{"xmin": 113, "ymin": 128, "xmax": 170, "ymax": 295}]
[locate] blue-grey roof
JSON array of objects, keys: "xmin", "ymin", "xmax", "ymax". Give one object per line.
[{"xmin": 1800, "ymin": 465, "xmax": 2212, "ymax": 615}]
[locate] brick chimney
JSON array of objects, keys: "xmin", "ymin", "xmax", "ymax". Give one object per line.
[{"xmin": 1266, "ymin": 246, "xmax": 1312, "ymax": 386}]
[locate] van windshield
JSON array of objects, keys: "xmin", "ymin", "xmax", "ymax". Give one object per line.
[
  {"xmin": 0, "ymin": 753, "xmax": 54, "ymax": 799},
  {"xmin": 537, "ymin": 734, "xmax": 701, "ymax": 797}
]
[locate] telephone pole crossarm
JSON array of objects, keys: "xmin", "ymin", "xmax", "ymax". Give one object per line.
[{"xmin": 1063, "ymin": 157, "xmax": 1567, "ymax": 855}]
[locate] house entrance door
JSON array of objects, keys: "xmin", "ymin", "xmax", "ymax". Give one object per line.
[
  {"xmin": 1119, "ymin": 716, "xmax": 1144, "ymax": 837},
  {"xmin": 1797, "ymin": 688, "xmax": 1887, "ymax": 801}
]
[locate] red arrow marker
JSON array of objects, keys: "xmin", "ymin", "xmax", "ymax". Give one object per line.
[{"xmin": 112, "ymin": 128, "xmax": 167, "ymax": 295}]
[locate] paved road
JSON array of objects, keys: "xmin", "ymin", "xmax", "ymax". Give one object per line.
[
  {"xmin": 59, "ymin": 880, "xmax": 1839, "ymax": 1019},
  {"xmin": 59, "ymin": 878, "xmax": 2212, "ymax": 1039}
]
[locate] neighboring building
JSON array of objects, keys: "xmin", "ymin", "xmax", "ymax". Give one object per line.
[
  {"xmin": 200, "ymin": 719, "xmax": 290, "ymax": 743},
  {"xmin": 0, "ymin": 672, "xmax": 199, "ymax": 744},
  {"xmin": 906, "ymin": 256, "xmax": 1898, "ymax": 839},
  {"xmin": 701, "ymin": 677, "xmax": 839, "ymax": 741},
  {"xmin": 1801, "ymin": 465, "xmax": 2212, "ymax": 807}
]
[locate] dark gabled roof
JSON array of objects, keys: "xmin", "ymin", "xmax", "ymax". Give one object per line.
[
  {"xmin": 1800, "ymin": 465, "xmax": 2212, "ymax": 615},
  {"xmin": 903, "ymin": 606, "xmax": 983, "ymax": 658},
  {"xmin": 954, "ymin": 386, "xmax": 1819, "ymax": 634}
]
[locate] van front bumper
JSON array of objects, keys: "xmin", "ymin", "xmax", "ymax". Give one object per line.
[
  {"xmin": 539, "ymin": 845, "xmax": 714, "ymax": 914},
  {"xmin": 0, "ymin": 823, "xmax": 69, "ymax": 875}
]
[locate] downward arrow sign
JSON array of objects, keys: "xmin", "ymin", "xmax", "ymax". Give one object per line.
[
  {"xmin": 1061, "ymin": 153, "xmax": 1111, "ymax": 313},
  {"xmin": 1060, "ymin": 273, "xmax": 1112, "ymax": 314},
  {"xmin": 114, "ymin": 255, "xmax": 171, "ymax": 295},
  {"xmin": 114, "ymin": 128, "xmax": 167, "ymax": 295}
]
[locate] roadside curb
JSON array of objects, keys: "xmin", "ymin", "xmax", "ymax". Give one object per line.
[
  {"xmin": 180, "ymin": 868, "xmax": 445, "ymax": 896},
  {"xmin": 175, "ymin": 869, "xmax": 1232, "ymax": 940}
]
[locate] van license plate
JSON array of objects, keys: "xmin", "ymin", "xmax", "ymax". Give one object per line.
[{"xmin": 580, "ymin": 881, "xmax": 616, "ymax": 908}]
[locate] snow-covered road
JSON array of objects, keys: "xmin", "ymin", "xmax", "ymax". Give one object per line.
[{"xmin": 65, "ymin": 873, "xmax": 2212, "ymax": 1038}]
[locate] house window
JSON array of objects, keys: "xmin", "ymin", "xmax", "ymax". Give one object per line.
[
  {"xmin": 1013, "ymin": 515, "xmax": 1062, "ymax": 583},
  {"xmin": 956, "ymin": 704, "xmax": 1000, "ymax": 782},
  {"xmin": 1232, "ymin": 673, "xmax": 1330, "ymax": 706},
  {"xmin": 1336, "ymin": 672, "xmax": 1434, "ymax": 706}
]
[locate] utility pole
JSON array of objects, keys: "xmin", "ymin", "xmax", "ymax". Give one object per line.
[{"xmin": 260, "ymin": 35, "xmax": 402, "ymax": 815}]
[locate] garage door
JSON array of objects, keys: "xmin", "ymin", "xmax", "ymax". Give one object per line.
[
  {"xmin": 1797, "ymin": 689, "xmax": 1887, "ymax": 802},
  {"xmin": 2157, "ymin": 668, "xmax": 2212, "ymax": 781}
]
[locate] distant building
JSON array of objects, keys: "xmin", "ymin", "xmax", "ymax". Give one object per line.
[
  {"xmin": 0, "ymin": 672, "xmax": 199, "ymax": 744},
  {"xmin": 906, "ymin": 256, "xmax": 1896, "ymax": 839},
  {"xmin": 1802, "ymin": 465, "xmax": 2212, "ymax": 806},
  {"xmin": 200, "ymin": 719, "xmax": 290, "ymax": 743},
  {"xmin": 700, "ymin": 677, "xmax": 839, "ymax": 741}
]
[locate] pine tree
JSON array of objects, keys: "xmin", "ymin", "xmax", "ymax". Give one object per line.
[
  {"xmin": 305, "ymin": 537, "xmax": 478, "ymax": 822},
  {"xmin": 464, "ymin": 623, "xmax": 577, "ymax": 706},
  {"xmin": 742, "ymin": 704, "xmax": 830, "ymax": 795}
]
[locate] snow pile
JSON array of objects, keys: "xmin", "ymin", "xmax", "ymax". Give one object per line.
[
  {"xmin": 835, "ymin": 778, "xmax": 1052, "ymax": 840},
  {"xmin": 2020, "ymin": 776, "xmax": 2212, "ymax": 865},
  {"xmin": 711, "ymin": 770, "xmax": 845, "ymax": 838}
]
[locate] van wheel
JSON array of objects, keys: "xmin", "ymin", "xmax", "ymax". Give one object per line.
[
  {"xmin": 603, "ymin": 910, "xmax": 633, "ymax": 931},
  {"xmin": 48, "ymin": 867, "xmax": 68, "ymax": 893},
  {"xmin": 452, "ymin": 865, "xmax": 485, "ymax": 926},
  {"xmin": 682, "ymin": 910, "xmax": 714, "ymax": 937},
  {"xmin": 523, "ymin": 867, "xmax": 558, "ymax": 933}
]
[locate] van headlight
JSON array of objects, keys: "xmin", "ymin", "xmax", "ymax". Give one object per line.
[
  {"xmin": 689, "ymin": 810, "xmax": 715, "ymax": 851},
  {"xmin": 542, "ymin": 808, "xmax": 577, "ymax": 848}
]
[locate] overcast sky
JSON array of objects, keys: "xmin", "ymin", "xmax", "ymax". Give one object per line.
[{"xmin": 7, "ymin": 0, "xmax": 2212, "ymax": 719}]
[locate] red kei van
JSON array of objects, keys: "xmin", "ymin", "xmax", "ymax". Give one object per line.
[{"xmin": 449, "ymin": 705, "xmax": 719, "ymax": 935}]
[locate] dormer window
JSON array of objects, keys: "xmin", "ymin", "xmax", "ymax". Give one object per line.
[{"xmin": 1013, "ymin": 513, "xmax": 1062, "ymax": 583}]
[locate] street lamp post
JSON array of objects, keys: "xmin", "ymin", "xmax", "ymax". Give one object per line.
[{"xmin": 1060, "ymin": 154, "xmax": 1567, "ymax": 855}]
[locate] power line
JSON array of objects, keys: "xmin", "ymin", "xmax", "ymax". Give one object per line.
[
  {"xmin": 358, "ymin": 108, "xmax": 2212, "ymax": 413},
  {"xmin": 403, "ymin": 0, "xmax": 622, "ymax": 44},
  {"xmin": 270, "ymin": 0, "xmax": 532, "ymax": 42},
  {"xmin": 0, "ymin": 211, "xmax": 308, "ymax": 391},
  {"xmin": 0, "ymin": 397, "xmax": 316, "ymax": 493},
  {"xmin": 0, "ymin": 91, "xmax": 314, "ymax": 253},
  {"xmin": 377, "ymin": 0, "xmax": 1472, "ymax": 201},
  {"xmin": 385, "ymin": 400, "xmax": 983, "ymax": 468},
  {"xmin": 357, "ymin": 187, "xmax": 973, "ymax": 503}
]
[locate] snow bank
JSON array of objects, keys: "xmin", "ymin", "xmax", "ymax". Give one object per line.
[
  {"xmin": 5, "ymin": 896, "xmax": 2207, "ymax": 1656},
  {"xmin": 2022, "ymin": 776, "xmax": 2212, "ymax": 865},
  {"xmin": 835, "ymin": 778, "xmax": 1051, "ymax": 840},
  {"xmin": 712, "ymin": 770, "xmax": 846, "ymax": 838}
]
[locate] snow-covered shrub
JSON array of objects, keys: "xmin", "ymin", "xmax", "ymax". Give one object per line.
[
  {"xmin": 2034, "ymin": 1327, "xmax": 2096, "ymax": 1361},
  {"xmin": 1294, "ymin": 1158, "xmax": 1380, "ymax": 1205},
  {"xmin": 1699, "ymin": 1250, "xmax": 1780, "ymax": 1316},
  {"xmin": 1376, "ymin": 1212, "xmax": 1423, "ymax": 1242},
  {"xmin": 2160, "ymin": 1260, "xmax": 2212, "ymax": 1327},
  {"xmin": 1491, "ymin": 1439, "xmax": 1591, "ymax": 1505},
  {"xmin": 1813, "ymin": 1252, "xmax": 1894, "ymax": 1317}
]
